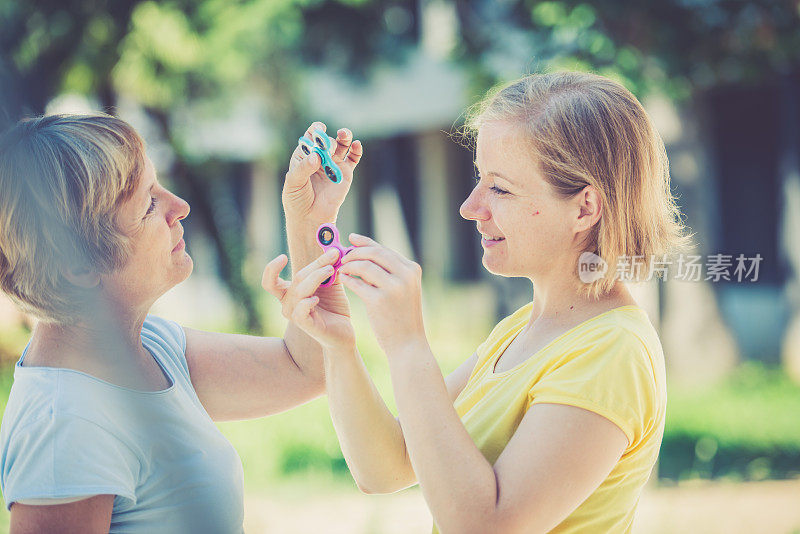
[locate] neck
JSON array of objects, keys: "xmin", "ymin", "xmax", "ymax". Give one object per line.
[
  {"xmin": 527, "ymin": 254, "xmax": 632, "ymax": 326},
  {"xmin": 28, "ymin": 295, "xmax": 150, "ymax": 369}
]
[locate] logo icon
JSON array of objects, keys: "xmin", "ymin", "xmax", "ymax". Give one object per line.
[{"xmin": 578, "ymin": 252, "xmax": 608, "ymax": 283}]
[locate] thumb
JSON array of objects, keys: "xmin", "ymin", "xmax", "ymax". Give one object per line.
[
  {"xmin": 285, "ymin": 152, "xmax": 321, "ymax": 192},
  {"xmin": 261, "ymin": 254, "xmax": 290, "ymax": 299}
]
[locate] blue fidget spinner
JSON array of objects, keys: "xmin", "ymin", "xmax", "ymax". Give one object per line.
[{"xmin": 298, "ymin": 128, "xmax": 343, "ymax": 184}]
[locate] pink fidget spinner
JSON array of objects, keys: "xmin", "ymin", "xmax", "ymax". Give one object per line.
[{"xmin": 316, "ymin": 223, "xmax": 354, "ymax": 287}]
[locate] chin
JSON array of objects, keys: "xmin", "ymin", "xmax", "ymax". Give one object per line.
[
  {"xmin": 482, "ymin": 256, "xmax": 507, "ymax": 277},
  {"xmin": 174, "ymin": 254, "xmax": 194, "ymax": 284},
  {"xmin": 482, "ymin": 255, "xmax": 530, "ymax": 279}
]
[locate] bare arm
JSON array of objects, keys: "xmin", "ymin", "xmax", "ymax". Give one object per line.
[
  {"xmin": 388, "ymin": 343, "xmax": 627, "ymax": 534},
  {"xmin": 323, "ymin": 349, "xmax": 478, "ymax": 494},
  {"xmin": 182, "ymin": 122, "xmax": 362, "ymax": 422},
  {"xmin": 10, "ymin": 495, "xmax": 113, "ymax": 534},
  {"xmin": 335, "ymin": 238, "xmax": 628, "ymax": 533},
  {"xmin": 183, "ymin": 327, "xmax": 325, "ymax": 421}
]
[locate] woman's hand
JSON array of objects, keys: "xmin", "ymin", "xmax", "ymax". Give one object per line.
[
  {"xmin": 262, "ymin": 249, "xmax": 356, "ymax": 350},
  {"xmin": 283, "ymin": 121, "xmax": 363, "ymax": 226},
  {"xmin": 338, "ymin": 234, "xmax": 428, "ymax": 354}
]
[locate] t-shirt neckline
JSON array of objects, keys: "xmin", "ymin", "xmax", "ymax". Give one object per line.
[
  {"xmin": 15, "ymin": 331, "xmax": 176, "ymax": 395},
  {"xmin": 490, "ymin": 304, "xmax": 645, "ymax": 377}
]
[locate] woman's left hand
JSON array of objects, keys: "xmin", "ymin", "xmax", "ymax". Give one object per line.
[
  {"xmin": 338, "ymin": 234, "xmax": 428, "ymax": 354},
  {"xmin": 283, "ymin": 121, "xmax": 363, "ymax": 226}
]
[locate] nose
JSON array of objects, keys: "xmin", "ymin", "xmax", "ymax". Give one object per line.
[
  {"xmin": 168, "ymin": 193, "xmax": 190, "ymax": 226},
  {"xmin": 459, "ymin": 186, "xmax": 490, "ymax": 221}
]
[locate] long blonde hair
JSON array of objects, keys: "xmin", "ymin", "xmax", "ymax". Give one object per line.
[{"xmin": 465, "ymin": 72, "xmax": 691, "ymax": 297}]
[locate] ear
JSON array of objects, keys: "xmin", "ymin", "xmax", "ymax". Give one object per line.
[
  {"xmin": 63, "ymin": 266, "xmax": 101, "ymax": 289},
  {"xmin": 575, "ymin": 185, "xmax": 603, "ymax": 232}
]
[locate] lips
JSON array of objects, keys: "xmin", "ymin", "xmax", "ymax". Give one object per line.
[
  {"xmin": 172, "ymin": 227, "xmax": 185, "ymax": 252},
  {"xmin": 478, "ymin": 228, "xmax": 505, "ymax": 242}
]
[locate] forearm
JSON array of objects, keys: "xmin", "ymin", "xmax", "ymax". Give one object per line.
[
  {"xmin": 324, "ymin": 345, "xmax": 417, "ymax": 493},
  {"xmin": 281, "ymin": 219, "xmax": 328, "ymax": 388},
  {"xmin": 388, "ymin": 342, "xmax": 501, "ymax": 533},
  {"xmin": 286, "ymin": 219, "xmax": 326, "ymax": 275}
]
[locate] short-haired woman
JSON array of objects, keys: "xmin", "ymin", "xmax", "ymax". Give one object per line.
[
  {"xmin": 265, "ymin": 72, "xmax": 689, "ymax": 533},
  {"xmin": 0, "ymin": 114, "xmax": 361, "ymax": 533}
]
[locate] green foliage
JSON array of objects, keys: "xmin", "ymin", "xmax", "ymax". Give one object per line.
[
  {"xmin": 661, "ymin": 362, "xmax": 800, "ymax": 481},
  {"xmin": 454, "ymin": 0, "xmax": 800, "ymax": 101}
]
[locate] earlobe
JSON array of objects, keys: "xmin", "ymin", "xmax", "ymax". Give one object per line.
[{"xmin": 63, "ymin": 267, "xmax": 101, "ymax": 289}]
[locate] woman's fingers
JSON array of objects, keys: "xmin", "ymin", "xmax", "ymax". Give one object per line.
[
  {"xmin": 304, "ymin": 121, "xmax": 327, "ymax": 138},
  {"xmin": 285, "ymin": 152, "xmax": 321, "ymax": 193},
  {"xmin": 338, "ymin": 259, "xmax": 391, "ymax": 287},
  {"xmin": 292, "ymin": 295, "xmax": 320, "ymax": 326},
  {"xmin": 261, "ymin": 255, "xmax": 291, "ymax": 299},
  {"xmin": 293, "ymin": 264, "xmax": 336, "ymax": 299},
  {"xmin": 341, "ymin": 239, "xmax": 413, "ymax": 276},
  {"xmin": 340, "ymin": 273, "xmax": 375, "ymax": 300},
  {"xmin": 332, "ymin": 128, "xmax": 353, "ymax": 162},
  {"xmin": 347, "ymin": 232, "xmax": 377, "ymax": 246},
  {"xmin": 346, "ymin": 139, "xmax": 363, "ymax": 167},
  {"xmin": 295, "ymin": 248, "xmax": 340, "ymax": 281}
]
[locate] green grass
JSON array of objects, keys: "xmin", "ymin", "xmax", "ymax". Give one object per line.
[{"xmin": 661, "ymin": 361, "xmax": 800, "ymax": 481}]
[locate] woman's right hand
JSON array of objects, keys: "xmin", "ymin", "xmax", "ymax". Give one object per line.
[
  {"xmin": 282, "ymin": 121, "xmax": 363, "ymax": 227},
  {"xmin": 261, "ymin": 250, "xmax": 356, "ymax": 350}
]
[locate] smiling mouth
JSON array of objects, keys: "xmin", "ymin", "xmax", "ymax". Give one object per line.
[{"xmin": 481, "ymin": 234, "xmax": 505, "ymax": 242}]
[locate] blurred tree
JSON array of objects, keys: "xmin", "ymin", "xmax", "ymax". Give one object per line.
[
  {"xmin": 452, "ymin": 0, "xmax": 800, "ymax": 99},
  {"xmin": 3, "ymin": 0, "xmax": 798, "ymax": 330},
  {"xmin": 0, "ymin": 0, "xmax": 309, "ymax": 331},
  {"xmin": 0, "ymin": 0, "xmax": 422, "ymax": 331}
]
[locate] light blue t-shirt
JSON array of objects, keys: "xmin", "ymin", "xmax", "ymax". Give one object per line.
[{"xmin": 0, "ymin": 316, "xmax": 244, "ymax": 533}]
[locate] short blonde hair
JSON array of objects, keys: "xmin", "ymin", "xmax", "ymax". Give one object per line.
[
  {"xmin": 0, "ymin": 113, "xmax": 145, "ymax": 324},
  {"xmin": 464, "ymin": 71, "xmax": 691, "ymax": 297}
]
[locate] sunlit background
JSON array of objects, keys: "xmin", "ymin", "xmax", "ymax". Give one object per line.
[{"xmin": 2, "ymin": 1, "xmax": 800, "ymax": 532}]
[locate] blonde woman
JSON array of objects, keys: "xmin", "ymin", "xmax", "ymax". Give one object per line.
[
  {"xmin": 264, "ymin": 72, "xmax": 689, "ymax": 533},
  {"xmin": 0, "ymin": 114, "xmax": 361, "ymax": 533}
]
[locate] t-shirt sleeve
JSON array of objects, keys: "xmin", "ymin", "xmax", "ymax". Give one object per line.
[
  {"xmin": 2, "ymin": 413, "xmax": 138, "ymax": 510},
  {"xmin": 526, "ymin": 326, "xmax": 657, "ymax": 449},
  {"xmin": 142, "ymin": 315, "xmax": 189, "ymax": 382}
]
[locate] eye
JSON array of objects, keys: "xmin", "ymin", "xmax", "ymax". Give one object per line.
[
  {"xmin": 490, "ymin": 186, "xmax": 510, "ymax": 195},
  {"xmin": 145, "ymin": 197, "xmax": 157, "ymax": 217}
]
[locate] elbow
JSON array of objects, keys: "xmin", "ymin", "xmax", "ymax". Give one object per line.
[
  {"xmin": 353, "ymin": 478, "xmax": 399, "ymax": 495},
  {"xmin": 354, "ymin": 481, "xmax": 384, "ymax": 495},
  {"xmin": 352, "ymin": 473, "xmax": 412, "ymax": 495}
]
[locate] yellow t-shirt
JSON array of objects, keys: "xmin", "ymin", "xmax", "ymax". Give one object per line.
[{"xmin": 438, "ymin": 303, "xmax": 666, "ymax": 533}]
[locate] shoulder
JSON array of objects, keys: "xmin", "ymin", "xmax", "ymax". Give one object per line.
[
  {"xmin": 142, "ymin": 315, "xmax": 186, "ymax": 353},
  {"xmin": 574, "ymin": 306, "xmax": 664, "ymax": 378},
  {"xmin": 142, "ymin": 315, "xmax": 189, "ymax": 380},
  {"xmin": 528, "ymin": 307, "xmax": 666, "ymax": 448}
]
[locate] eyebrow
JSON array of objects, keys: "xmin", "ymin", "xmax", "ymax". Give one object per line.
[{"xmin": 482, "ymin": 170, "xmax": 519, "ymax": 187}]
